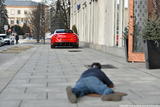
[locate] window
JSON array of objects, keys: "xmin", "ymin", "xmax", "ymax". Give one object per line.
[
  {"xmin": 24, "ymin": 11, "xmax": 27, "ymax": 15},
  {"xmin": 55, "ymin": 29, "xmax": 73, "ymax": 33},
  {"xmin": 10, "ymin": 9, "xmax": 15, "ymax": 15},
  {"xmin": 24, "ymin": 20, "xmax": 27, "ymax": 23},
  {"xmin": 21, "ymin": 18, "xmax": 24, "ymax": 22},
  {"xmin": 17, "ymin": 10, "xmax": 21, "ymax": 14},
  {"xmin": 11, "ymin": 20, "xmax": 14, "ymax": 24},
  {"xmin": 16, "ymin": 20, "xmax": 19, "ymax": 24}
]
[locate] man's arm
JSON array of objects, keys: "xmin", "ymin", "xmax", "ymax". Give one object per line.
[{"xmin": 101, "ymin": 71, "xmax": 114, "ymax": 88}]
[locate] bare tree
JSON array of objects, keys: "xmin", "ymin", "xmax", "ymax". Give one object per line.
[
  {"xmin": 0, "ymin": 0, "xmax": 8, "ymax": 33},
  {"xmin": 50, "ymin": 0, "xmax": 70, "ymax": 32},
  {"xmin": 59, "ymin": 0, "xmax": 70, "ymax": 29},
  {"xmin": 29, "ymin": 5, "xmax": 40, "ymax": 43},
  {"xmin": 28, "ymin": 3, "xmax": 49, "ymax": 43}
]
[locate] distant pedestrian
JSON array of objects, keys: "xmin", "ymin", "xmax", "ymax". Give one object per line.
[
  {"xmin": 66, "ymin": 62, "xmax": 127, "ymax": 103},
  {"xmin": 15, "ymin": 34, "xmax": 19, "ymax": 44},
  {"xmin": 10, "ymin": 34, "xmax": 15, "ymax": 45}
]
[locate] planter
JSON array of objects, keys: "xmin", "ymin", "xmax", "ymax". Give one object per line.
[{"xmin": 143, "ymin": 40, "xmax": 160, "ymax": 69}]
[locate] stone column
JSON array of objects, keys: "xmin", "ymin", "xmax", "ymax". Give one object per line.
[
  {"xmin": 118, "ymin": 0, "xmax": 124, "ymax": 47},
  {"xmin": 114, "ymin": 0, "xmax": 118, "ymax": 46}
]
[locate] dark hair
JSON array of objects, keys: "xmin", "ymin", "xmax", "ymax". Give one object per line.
[{"xmin": 91, "ymin": 62, "xmax": 102, "ymax": 69}]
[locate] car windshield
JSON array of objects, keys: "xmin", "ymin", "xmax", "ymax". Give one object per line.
[{"xmin": 55, "ymin": 29, "xmax": 73, "ymax": 33}]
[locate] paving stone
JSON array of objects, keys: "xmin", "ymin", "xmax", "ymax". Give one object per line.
[
  {"xmin": 2, "ymin": 87, "xmax": 25, "ymax": 94},
  {"xmin": 78, "ymin": 96, "xmax": 132, "ymax": 107},
  {"xmin": 26, "ymin": 87, "xmax": 62, "ymax": 93},
  {"xmin": 1, "ymin": 44, "xmax": 160, "ymax": 106},
  {"xmin": 7, "ymin": 83, "xmax": 46, "ymax": 88},
  {"xmin": 132, "ymin": 96, "xmax": 160, "ymax": 104},
  {"xmin": 48, "ymin": 92, "xmax": 67, "ymax": 100},
  {"xmin": 0, "ymin": 92, "xmax": 46, "ymax": 100},
  {"xmin": 0, "ymin": 100, "xmax": 21, "ymax": 107},
  {"xmin": 21, "ymin": 100, "xmax": 76, "ymax": 107}
]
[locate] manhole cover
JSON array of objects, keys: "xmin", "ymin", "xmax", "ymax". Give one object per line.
[
  {"xmin": 85, "ymin": 64, "xmax": 117, "ymax": 69},
  {"xmin": 68, "ymin": 50, "xmax": 82, "ymax": 52}
]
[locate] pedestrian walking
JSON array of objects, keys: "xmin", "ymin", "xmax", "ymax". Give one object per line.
[
  {"xmin": 66, "ymin": 62, "xmax": 127, "ymax": 103},
  {"xmin": 15, "ymin": 34, "xmax": 19, "ymax": 44}
]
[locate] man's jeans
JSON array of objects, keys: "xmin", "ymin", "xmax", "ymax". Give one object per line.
[{"xmin": 72, "ymin": 76, "xmax": 113, "ymax": 97}]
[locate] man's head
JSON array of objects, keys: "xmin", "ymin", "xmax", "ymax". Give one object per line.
[{"xmin": 91, "ymin": 62, "xmax": 102, "ymax": 69}]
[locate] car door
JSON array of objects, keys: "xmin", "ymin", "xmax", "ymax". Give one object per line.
[{"xmin": 0, "ymin": 37, "xmax": 3, "ymax": 46}]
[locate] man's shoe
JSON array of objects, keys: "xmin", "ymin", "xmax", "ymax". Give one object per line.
[
  {"xmin": 101, "ymin": 93, "xmax": 122, "ymax": 101},
  {"xmin": 66, "ymin": 86, "xmax": 77, "ymax": 103}
]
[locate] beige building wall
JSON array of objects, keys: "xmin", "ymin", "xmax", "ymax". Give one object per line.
[
  {"xmin": 6, "ymin": 6, "xmax": 35, "ymax": 27},
  {"xmin": 70, "ymin": 0, "xmax": 128, "ymax": 57}
]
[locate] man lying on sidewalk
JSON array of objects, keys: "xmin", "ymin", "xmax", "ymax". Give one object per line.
[{"xmin": 66, "ymin": 62, "xmax": 127, "ymax": 103}]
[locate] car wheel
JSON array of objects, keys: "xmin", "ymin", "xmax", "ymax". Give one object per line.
[
  {"xmin": 51, "ymin": 44, "xmax": 55, "ymax": 48},
  {"xmin": 74, "ymin": 44, "xmax": 79, "ymax": 48}
]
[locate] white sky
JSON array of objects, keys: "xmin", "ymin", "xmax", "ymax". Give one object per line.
[
  {"xmin": 117, "ymin": 0, "xmax": 128, "ymax": 8},
  {"xmin": 124, "ymin": 0, "xmax": 128, "ymax": 8}
]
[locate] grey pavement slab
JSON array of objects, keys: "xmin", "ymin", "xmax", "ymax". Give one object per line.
[
  {"xmin": 0, "ymin": 44, "xmax": 160, "ymax": 107},
  {"xmin": 21, "ymin": 100, "xmax": 76, "ymax": 107},
  {"xmin": 0, "ymin": 45, "xmax": 36, "ymax": 92},
  {"xmin": 0, "ymin": 100, "xmax": 21, "ymax": 107}
]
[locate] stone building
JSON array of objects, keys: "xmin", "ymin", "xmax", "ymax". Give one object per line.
[
  {"xmin": 128, "ymin": 0, "xmax": 158, "ymax": 62},
  {"xmin": 70, "ymin": 0, "xmax": 128, "ymax": 58},
  {"xmin": 5, "ymin": 0, "xmax": 38, "ymax": 27}
]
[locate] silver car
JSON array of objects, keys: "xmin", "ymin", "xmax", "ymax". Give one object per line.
[
  {"xmin": 0, "ymin": 34, "xmax": 14, "ymax": 45},
  {"xmin": 0, "ymin": 37, "xmax": 4, "ymax": 46}
]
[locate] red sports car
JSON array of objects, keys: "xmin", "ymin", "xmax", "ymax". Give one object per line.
[{"xmin": 50, "ymin": 29, "xmax": 79, "ymax": 48}]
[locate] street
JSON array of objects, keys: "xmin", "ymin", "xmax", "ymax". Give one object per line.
[
  {"xmin": 0, "ymin": 43, "xmax": 160, "ymax": 107},
  {"xmin": 1, "ymin": 0, "xmax": 160, "ymax": 106}
]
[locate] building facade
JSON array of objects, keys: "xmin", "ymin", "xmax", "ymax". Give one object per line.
[
  {"xmin": 5, "ymin": 0, "xmax": 38, "ymax": 27},
  {"xmin": 127, "ymin": 0, "xmax": 156, "ymax": 62},
  {"xmin": 70, "ymin": 0, "xmax": 128, "ymax": 58}
]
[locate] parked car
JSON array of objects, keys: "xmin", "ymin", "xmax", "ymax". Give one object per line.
[
  {"xmin": 0, "ymin": 34, "xmax": 14, "ymax": 45},
  {"xmin": 45, "ymin": 32, "xmax": 52, "ymax": 40},
  {"xmin": 0, "ymin": 37, "xmax": 5, "ymax": 46},
  {"xmin": 50, "ymin": 29, "xmax": 79, "ymax": 48}
]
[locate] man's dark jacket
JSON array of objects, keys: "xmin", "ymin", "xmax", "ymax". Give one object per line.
[{"xmin": 79, "ymin": 68, "xmax": 113, "ymax": 87}]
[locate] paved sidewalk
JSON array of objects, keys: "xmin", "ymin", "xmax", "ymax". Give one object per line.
[{"xmin": 0, "ymin": 44, "xmax": 160, "ymax": 107}]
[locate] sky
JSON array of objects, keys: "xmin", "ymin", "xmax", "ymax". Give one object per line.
[{"xmin": 117, "ymin": 0, "xmax": 128, "ymax": 8}]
